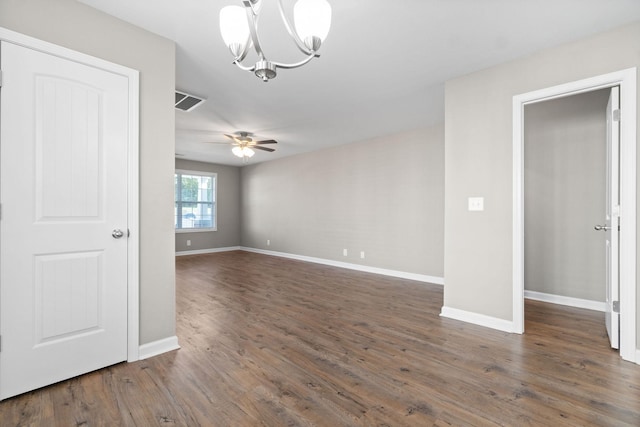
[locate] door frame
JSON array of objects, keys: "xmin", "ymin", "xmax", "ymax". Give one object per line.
[
  {"xmin": 512, "ymin": 68, "xmax": 637, "ymax": 362},
  {"xmin": 0, "ymin": 27, "xmax": 140, "ymax": 362}
]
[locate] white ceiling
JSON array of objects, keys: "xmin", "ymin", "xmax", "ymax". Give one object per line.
[{"xmin": 80, "ymin": 0, "xmax": 640, "ymax": 166}]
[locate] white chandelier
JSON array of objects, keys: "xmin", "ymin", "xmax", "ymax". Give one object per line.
[{"xmin": 219, "ymin": 0, "xmax": 332, "ymax": 82}]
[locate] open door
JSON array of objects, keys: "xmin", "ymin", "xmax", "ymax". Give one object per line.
[
  {"xmin": 0, "ymin": 41, "xmax": 130, "ymax": 399},
  {"xmin": 600, "ymin": 86, "xmax": 620, "ymax": 349}
]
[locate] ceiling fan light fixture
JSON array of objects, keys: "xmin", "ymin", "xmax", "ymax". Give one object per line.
[
  {"xmin": 231, "ymin": 146, "xmax": 243, "ymax": 157},
  {"xmin": 232, "ymin": 146, "xmax": 255, "ymax": 158}
]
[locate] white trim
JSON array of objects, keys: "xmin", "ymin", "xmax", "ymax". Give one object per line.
[
  {"xmin": 240, "ymin": 247, "xmax": 444, "ymax": 285},
  {"xmin": 176, "ymin": 246, "xmax": 242, "ymax": 256},
  {"xmin": 513, "ymin": 95, "xmax": 525, "ymax": 334},
  {"xmin": 0, "ymin": 27, "xmax": 138, "ymax": 80},
  {"xmin": 636, "ymin": 349, "xmax": 640, "ymax": 365},
  {"xmin": 138, "ymin": 336, "xmax": 180, "ymax": 360},
  {"xmin": 126, "ymin": 59, "xmax": 140, "ymax": 363},
  {"xmin": 513, "ymin": 68, "xmax": 637, "ymax": 362},
  {"xmin": 440, "ymin": 306, "xmax": 515, "ymax": 333},
  {"xmin": 175, "ymin": 228, "xmax": 218, "ymax": 234},
  {"xmin": 0, "ymin": 27, "xmax": 141, "ymax": 362},
  {"xmin": 524, "ymin": 290, "xmax": 606, "ymax": 312}
]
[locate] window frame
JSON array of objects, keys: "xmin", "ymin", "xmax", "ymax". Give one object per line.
[{"xmin": 174, "ymin": 169, "xmax": 217, "ymax": 233}]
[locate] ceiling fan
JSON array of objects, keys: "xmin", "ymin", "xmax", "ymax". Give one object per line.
[{"xmin": 206, "ymin": 131, "xmax": 278, "ymax": 160}]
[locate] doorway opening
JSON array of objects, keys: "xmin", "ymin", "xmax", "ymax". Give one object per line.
[
  {"xmin": 512, "ymin": 68, "xmax": 637, "ymax": 362},
  {"xmin": 523, "ymin": 88, "xmax": 612, "ymax": 348}
]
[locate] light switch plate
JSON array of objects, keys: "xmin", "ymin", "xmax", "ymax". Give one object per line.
[{"xmin": 468, "ymin": 197, "xmax": 484, "ymax": 211}]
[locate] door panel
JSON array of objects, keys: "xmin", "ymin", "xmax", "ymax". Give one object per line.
[
  {"xmin": 0, "ymin": 41, "xmax": 129, "ymax": 399},
  {"xmin": 35, "ymin": 251, "xmax": 102, "ymax": 344},
  {"xmin": 604, "ymin": 86, "xmax": 620, "ymax": 349},
  {"xmin": 37, "ymin": 77, "xmax": 102, "ymax": 219}
]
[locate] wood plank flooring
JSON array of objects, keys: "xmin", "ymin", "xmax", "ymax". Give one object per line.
[{"xmin": 1, "ymin": 250, "xmax": 639, "ymax": 426}]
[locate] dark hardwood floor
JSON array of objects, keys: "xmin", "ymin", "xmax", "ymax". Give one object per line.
[{"xmin": 1, "ymin": 251, "xmax": 639, "ymax": 426}]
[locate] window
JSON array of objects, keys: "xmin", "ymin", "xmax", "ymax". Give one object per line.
[{"xmin": 175, "ymin": 170, "xmax": 216, "ymax": 232}]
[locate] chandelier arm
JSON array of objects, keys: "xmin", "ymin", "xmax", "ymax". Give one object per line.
[
  {"xmin": 247, "ymin": 0, "xmax": 261, "ymax": 15},
  {"xmin": 234, "ymin": 37, "xmax": 253, "ymax": 63},
  {"xmin": 232, "ymin": 60, "xmax": 256, "ymax": 72},
  {"xmin": 276, "ymin": 0, "xmax": 314, "ymax": 55},
  {"xmin": 243, "ymin": 0, "xmax": 266, "ymax": 60},
  {"xmin": 270, "ymin": 52, "xmax": 319, "ymax": 70}
]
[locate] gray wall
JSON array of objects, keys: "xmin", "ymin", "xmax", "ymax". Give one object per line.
[
  {"xmin": 443, "ymin": 21, "xmax": 640, "ymax": 346},
  {"xmin": 175, "ymin": 159, "xmax": 241, "ymax": 252},
  {"xmin": 241, "ymin": 125, "xmax": 444, "ymax": 278},
  {"xmin": 0, "ymin": 0, "xmax": 177, "ymax": 345},
  {"xmin": 524, "ymin": 90, "xmax": 609, "ymax": 301}
]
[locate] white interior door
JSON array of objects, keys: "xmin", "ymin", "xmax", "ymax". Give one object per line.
[
  {"xmin": 0, "ymin": 41, "xmax": 129, "ymax": 399},
  {"xmin": 603, "ymin": 86, "xmax": 620, "ymax": 349}
]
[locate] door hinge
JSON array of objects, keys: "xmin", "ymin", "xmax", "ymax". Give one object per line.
[
  {"xmin": 613, "ymin": 109, "xmax": 621, "ymax": 122},
  {"xmin": 613, "ymin": 301, "xmax": 620, "ymax": 313}
]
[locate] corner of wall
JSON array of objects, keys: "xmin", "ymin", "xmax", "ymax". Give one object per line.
[
  {"xmin": 440, "ymin": 306, "xmax": 515, "ymax": 333},
  {"xmin": 138, "ymin": 336, "xmax": 180, "ymax": 360}
]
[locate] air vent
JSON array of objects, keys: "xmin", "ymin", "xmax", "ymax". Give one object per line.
[{"xmin": 175, "ymin": 90, "xmax": 205, "ymax": 112}]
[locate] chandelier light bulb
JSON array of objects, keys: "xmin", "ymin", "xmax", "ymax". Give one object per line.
[
  {"xmin": 220, "ymin": 5, "xmax": 250, "ymax": 57},
  {"xmin": 294, "ymin": 0, "xmax": 331, "ymax": 50}
]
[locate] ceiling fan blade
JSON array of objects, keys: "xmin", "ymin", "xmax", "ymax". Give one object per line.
[
  {"xmin": 254, "ymin": 146, "xmax": 275, "ymax": 152},
  {"xmin": 203, "ymin": 141, "xmax": 231, "ymax": 144},
  {"xmin": 224, "ymin": 134, "xmax": 238, "ymax": 141},
  {"xmin": 255, "ymin": 139, "xmax": 278, "ymax": 145}
]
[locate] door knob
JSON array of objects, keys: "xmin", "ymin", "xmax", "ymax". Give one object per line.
[
  {"xmin": 112, "ymin": 229, "xmax": 125, "ymax": 239},
  {"xmin": 594, "ymin": 224, "xmax": 611, "ymax": 231}
]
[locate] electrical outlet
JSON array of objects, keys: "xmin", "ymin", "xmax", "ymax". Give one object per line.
[
  {"xmin": 360, "ymin": 251, "xmax": 365, "ymax": 259},
  {"xmin": 267, "ymin": 239, "xmax": 270, "ymax": 246},
  {"xmin": 186, "ymin": 239, "xmax": 191, "ymax": 247},
  {"xmin": 343, "ymin": 248, "xmax": 348, "ymax": 256}
]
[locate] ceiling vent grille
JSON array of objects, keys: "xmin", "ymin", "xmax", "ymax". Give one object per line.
[{"xmin": 175, "ymin": 90, "xmax": 205, "ymax": 112}]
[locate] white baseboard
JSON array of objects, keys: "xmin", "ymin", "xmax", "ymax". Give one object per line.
[
  {"xmin": 524, "ymin": 290, "xmax": 606, "ymax": 312},
  {"xmin": 440, "ymin": 306, "xmax": 515, "ymax": 333},
  {"xmin": 176, "ymin": 246, "xmax": 241, "ymax": 256},
  {"xmin": 240, "ymin": 247, "xmax": 444, "ymax": 285},
  {"xmin": 138, "ymin": 336, "xmax": 180, "ymax": 360}
]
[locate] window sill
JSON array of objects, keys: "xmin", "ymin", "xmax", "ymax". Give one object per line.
[{"xmin": 175, "ymin": 228, "xmax": 217, "ymax": 234}]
